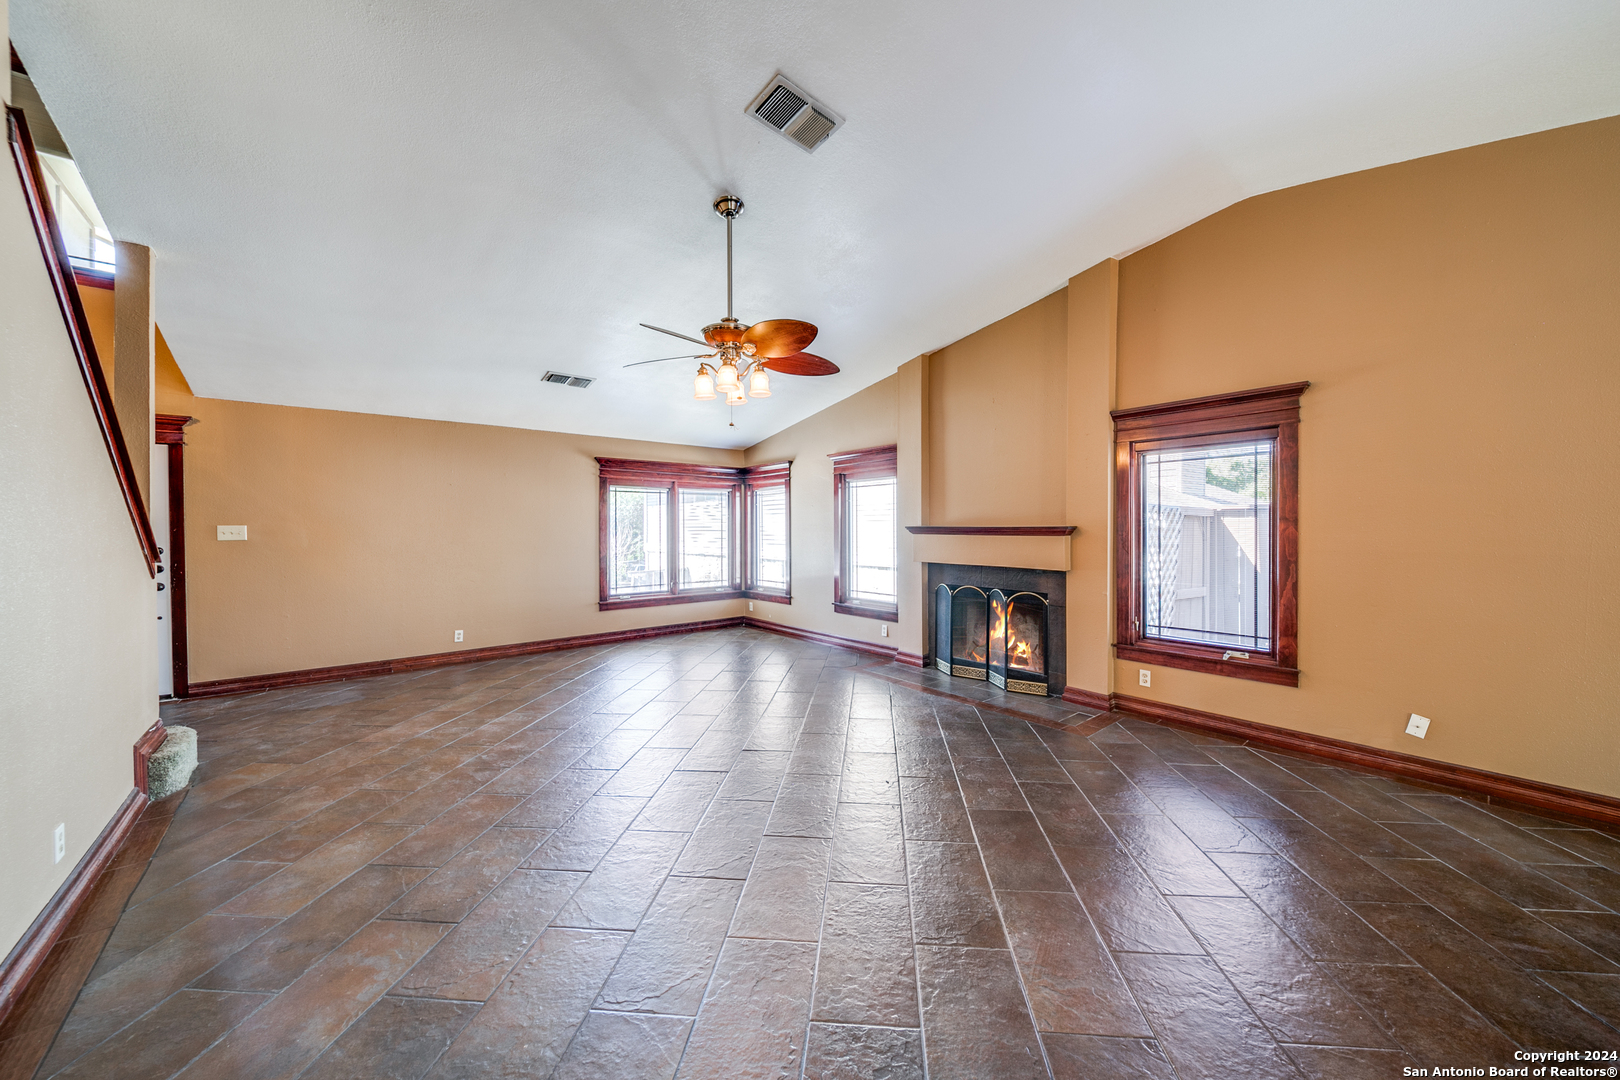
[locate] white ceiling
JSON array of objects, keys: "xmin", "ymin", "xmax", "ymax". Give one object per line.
[{"xmin": 13, "ymin": 1, "xmax": 1620, "ymax": 449}]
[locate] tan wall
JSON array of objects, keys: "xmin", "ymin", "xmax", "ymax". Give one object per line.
[
  {"xmin": 1109, "ymin": 116, "xmax": 1620, "ymax": 795},
  {"xmin": 156, "ymin": 378, "xmax": 746, "ymax": 682},
  {"xmin": 928, "ymin": 290, "xmax": 1070, "ymax": 525},
  {"xmin": 742, "ymin": 376, "xmax": 902, "ymax": 651},
  {"xmin": 0, "ymin": 135, "xmax": 158, "ymax": 955}
]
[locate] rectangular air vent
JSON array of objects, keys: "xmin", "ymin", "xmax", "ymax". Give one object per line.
[
  {"xmin": 542, "ymin": 371, "xmax": 593, "ymax": 388},
  {"xmin": 747, "ymin": 75, "xmax": 842, "ymax": 153}
]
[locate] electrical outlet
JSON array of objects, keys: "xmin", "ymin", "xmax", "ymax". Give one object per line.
[
  {"xmin": 1405, "ymin": 713, "xmax": 1431, "ymax": 739},
  {"xmin": 748, "ymin": 602, "xmax": 754, "ymax": 612},
  {"xmin": 454, "ymin": 630, "xmax": 464, "ymax": 643},
  {"xmin": 881, "ymin": 624, "xmax": 889, "ymax": 637},
  {"xmin": 216, "ymin": 525, "xmax": 247, "ymax": 541},
  {"xmin": 1139, "ymin": 669, "xmax": 1151, "ymax": 687},
  {"xmin": 53, "ymin": 823, "xmax": 65, "ymax": 864}
]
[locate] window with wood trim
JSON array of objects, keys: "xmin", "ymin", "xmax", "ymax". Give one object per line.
[
  {"xmin": 1113, "ymin": 383, "xmax": 1307, "ymax": 686},
  {"xmin": 597, "ymin": 458, "xmax": 791, "ymax": 610},
  {"xmin": 830, "ymin": 445, "xmax": 899, "ymax": 621},
  {"xmin": 743, "ymin": 460, "xmax": 792, "ymax": 601}
]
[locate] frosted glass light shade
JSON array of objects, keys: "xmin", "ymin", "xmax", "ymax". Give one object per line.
[
  {"xmin": 693, "ymin": 371, "xmax": 716, "ymax": 400},
  {"xmin": 747, "ymin": 367, "xmax": 771, "ymax": 397},
  {"xmin": 725, "ymin": 385, "xmax": 746, "ymax": 405},
  {"xmin": 715, "ymin": 362, "xmax": 741, "ymax": 391}
]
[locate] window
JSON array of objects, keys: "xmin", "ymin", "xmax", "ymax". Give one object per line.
[
  {"xmin": 744, "ymin": 461, "xmax": 792, "ymax": 601},
  {"xmin": 598, "ymin": 457, "xmax": 791, "ymax": 609},
  {"xmin": 831, "ymin": 445, "xmax": 899, "ymax": 620},
  {"xmin": 1114, "ymin": 383, "xmax": 1306, "ymax": 685}
]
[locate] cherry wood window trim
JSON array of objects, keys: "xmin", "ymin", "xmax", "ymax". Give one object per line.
[
  {"xmin": 156, "ymin": 415, "xmax": 195, "ymax": 695},
  {"xmin": 830, "ymin": 445, "xmax": 900, "ymax": 622},
  {"xmin": 1113, "ymin": 382, "xmax": 1308, "ymax": 687},
  {"xmin": 8, "ymin": 106, "xmax": 158, "ymax": 576},
  {"xmin": 905, "ymin": 525, "xmax": 1077, "ymax": 536},
  {"xmin": 741, "ymin": 460, "xmax": 792, "ymax": 604},
  {"xmin": 598, "ymin": 457, "xmax": 796, "ymax": 611}
]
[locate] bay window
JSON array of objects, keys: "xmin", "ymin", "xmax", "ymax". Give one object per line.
[{"xmin": 598, "ymin": 457, "xmax": 791, "ymax": 609}]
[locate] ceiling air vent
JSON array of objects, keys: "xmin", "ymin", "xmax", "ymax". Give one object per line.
[
  {"xmin": 542, "ymin": 371, "xmax": 593, "ymax": 388},
  {"xmin": 747, "ymin": 75, "xmax": 842, "ymax": 153}
]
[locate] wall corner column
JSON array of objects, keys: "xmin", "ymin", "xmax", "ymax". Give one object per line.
[
  {"xmin": 1064, "ymin": 258, "xmax": 1119, "ymax": 700},
  {"xmin": 896, "ymin": 353, "xmax": 931, "ymax": 660},
  {"xmin": 113, "ymin": 240, "xmax": 155, "ymax": 509}
]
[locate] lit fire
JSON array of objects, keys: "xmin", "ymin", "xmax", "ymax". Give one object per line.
[
  {"xmin": 1009, "ymin": 636, "xmax": 1033, "ymax": 668},
  {"xmin": 993, "ymin": 598, "xmax": 1043, "ymax": 673}
]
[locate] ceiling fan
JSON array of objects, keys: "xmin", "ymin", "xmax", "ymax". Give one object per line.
[{"xmin": 628, "ymin": 195, "xmax": 839, "ymax": 413}]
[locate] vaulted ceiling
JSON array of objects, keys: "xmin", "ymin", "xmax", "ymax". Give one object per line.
[{"xmin": 13, "ymin": 1, "xmax": 1620, "ymax": 448}]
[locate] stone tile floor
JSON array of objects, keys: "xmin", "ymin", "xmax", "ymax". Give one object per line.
[{"xmin": 8, "ymin": 626, "xmax": 1620, "ymax": 1078}]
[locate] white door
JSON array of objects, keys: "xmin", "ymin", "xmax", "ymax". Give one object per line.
[{"xmin": 153, "ymin": 443, "xmax": 174, "ymax": 697}]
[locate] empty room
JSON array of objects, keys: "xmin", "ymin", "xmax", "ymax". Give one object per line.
[{"xmin": 2, "ymin": 2, "xmax": 1618, "ymax": 1078}]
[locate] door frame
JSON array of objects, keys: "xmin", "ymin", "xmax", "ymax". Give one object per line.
[{"xmin": 156, "ymin": 414, "xmax": 195, "ymax": 696}]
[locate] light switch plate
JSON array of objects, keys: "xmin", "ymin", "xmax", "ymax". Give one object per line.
[
  {"xmin": 217, "ymin": 525, "xmax": 247, "ymax": 541},
  {"xmin": 1405, "ymin": 713, "xmax": 1431, "ymax": 739}
]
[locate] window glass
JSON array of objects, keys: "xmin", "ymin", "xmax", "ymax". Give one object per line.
[
  {"xmin": 1140, "ymin": 442, "xmax": 1273, "ymax": 651},
  {"xmin": 679, "ymin": 488, "xmax": 731, "ymax": 590},
  {"xmin": 607, "ymin": 486, "xmax": 668, "ymax": 595},
  {"xmin": 846, "ymin": 476, "xmax": 898, "ymax": 606},
  {"xmin": 752, "ymin": 485, "xmax": 789, "ymax": 592}
]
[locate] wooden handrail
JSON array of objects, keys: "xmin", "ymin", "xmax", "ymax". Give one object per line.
[{"xmin": 8, "ymin": 106, "xmax": 157, "ymax": 576}]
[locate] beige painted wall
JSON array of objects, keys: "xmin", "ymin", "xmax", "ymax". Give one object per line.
[
  {"xmin": 928, "ymin": 290, "xmax": 1070, "ymax": 525},
  {"xmin": 1110, "ymin": 116, "xmax": 1620, "ymax": 795},
  {"xmin": 742, "ymin": 376, "xmax": 903, "ymax": 651},
  {"xmin": 0, "ymin": 130, "xmax": 158, "ymax": 956},
  {"xmin": 156, "ymin": 377, "xmax": 746, "ymax": 682}
]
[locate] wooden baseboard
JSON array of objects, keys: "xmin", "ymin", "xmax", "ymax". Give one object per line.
[
  {"xmin": 742, "ymin": 617, "xmax": 898, "ymax": 660},
  {"xmin": 895, "ymin": 651, "xmax": 925, "ymax": 668},
  {"xmin": 1060, "ymin": 686, "xmax": 1112, "ymax": 712},
  {"xmin": 133, "ymin": 721, "xmax": 166, "ymax": 794},
  {"xmin": 1110, "ymin": 693, "xmax": 1620, "ymax": 829},
  {"xmin": 0, "ymin": 789, "xmax": 146, "ymax": 1030},
  {"xmin": 187, "ymin": 617, "xmax": 751, "ymax": 698}
]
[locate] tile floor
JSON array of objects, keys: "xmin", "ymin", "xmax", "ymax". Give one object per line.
[{"xmin": 11, "ymin": 627, "xmax": 1620, "ymax": 1078}]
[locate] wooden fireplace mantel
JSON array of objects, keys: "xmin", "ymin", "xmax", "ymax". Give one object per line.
[
  {"xmin": 907, "ymin": 525, "xmax": 1076, "ymax": 572},
  {"xmin": 905, "ymin": 526, "xmax": 1076, "ymax": 536}
]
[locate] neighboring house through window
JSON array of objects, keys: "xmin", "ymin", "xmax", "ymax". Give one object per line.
[
  {"xmin": 1113, "ymin": 384, "xmax": 1306, "ymax": 685},
  {"xmin": 830, "ymin": 445, "xmax": 899, "ymax": 621}
]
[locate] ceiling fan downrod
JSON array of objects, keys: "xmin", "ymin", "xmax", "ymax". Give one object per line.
[{"xmin": 714, "ymin": 195, "xmax": 743, "ymax": 323}]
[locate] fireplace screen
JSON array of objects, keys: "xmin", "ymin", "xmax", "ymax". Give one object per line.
[
  {"xmin": 934, "ymin": 584, "xmax": 989, "ymax": 680},
  {"xmin": 988, "ymin": 589, "xmax": 1049, "ymax": 696}
]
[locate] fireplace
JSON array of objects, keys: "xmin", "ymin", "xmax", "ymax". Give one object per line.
[
  {"xmin": 925, "ymin": 562, "xmax": 1066, "ymax": 697},
  {"xmin": 934, "ymin": 584, "xmax": 989, "ymax": 681},
  {"xmin": 988, "ymin": 588, "xmax": 1049, "ymax": 695}
]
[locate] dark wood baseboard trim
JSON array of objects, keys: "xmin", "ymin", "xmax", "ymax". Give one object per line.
[
  {"xmin": 133, "ymin": 721, "xmax": 166, "ymax": 794},
  {"xmin": 1060, "ymin": 686, "xmax": 1112, "ymax": 712},
  {"xmin": 1110, "ymin": 693, "xmax": 1620, "ymax": 829},
  {"xmin": 896, "ymin": 651, "xmax": 926, "ymax": 668},
  {"xmin": 187, "ymin": 617, "xmax": 752, "ymax": 699},
  {"xmin": 0, "ymin": 789, "xmax": 146, "ymax": 1030},
  {"xmin": 742, "ymin": 617, "xmax": 898, "ymax": 660}
]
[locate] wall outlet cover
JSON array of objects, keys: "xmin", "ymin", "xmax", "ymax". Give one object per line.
[
  {"xmin": 1406, "ymin": 713, "xmax": 1431, "ymax": 739},
  {"xmin": 454, "ymin": 630, "xmax": 464, "ymax": 642},
  {"xmin": 217, "ymin": 525, "xmax": 247, "ymax": 541},
  {"xmin": 53, "ymin": 823, "xmax": 65, "ymax": 863},
  {"xmin": 1139, "ymin": 669, "xmax": 1152, "ymax": 687}
]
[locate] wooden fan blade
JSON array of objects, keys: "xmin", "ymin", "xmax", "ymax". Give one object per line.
[
  {"xmin": 762, "ymin": 352, "xmax": 839, "ymax": 376},
  {"xmin": 742, "ymin": 319, "xmax": 818, "ymax": 358}
]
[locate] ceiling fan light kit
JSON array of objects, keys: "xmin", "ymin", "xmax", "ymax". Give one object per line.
[{"xmin": 631, "ymin": 194, "xmax": 839, "ymax": 421}]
